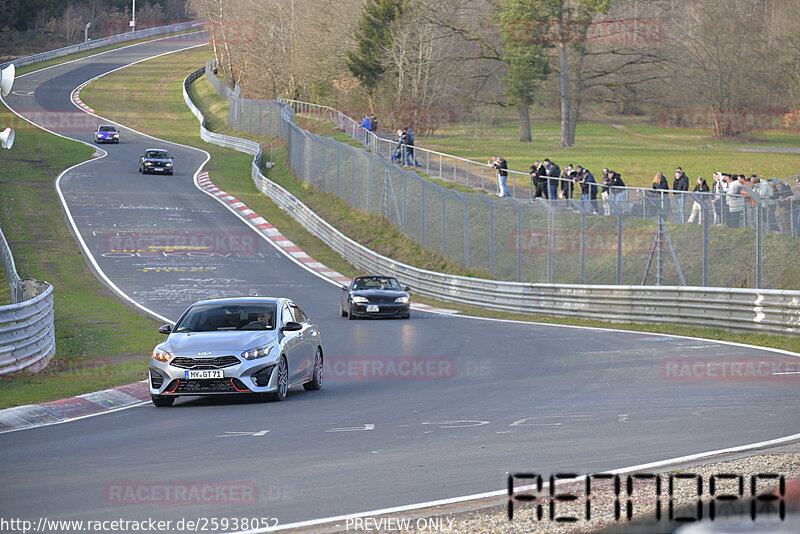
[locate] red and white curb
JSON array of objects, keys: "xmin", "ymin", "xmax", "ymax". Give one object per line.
[
  {"xmin": 0, "ymin": 381, "xmax": 149, "ymax": 433},
  {"xmin": 195, "ymin": 171, "xmax": 459, "ymax": 314},
  {"xmin": 72, "ymin": 81, "xmax": 96, "ymax": 113}
]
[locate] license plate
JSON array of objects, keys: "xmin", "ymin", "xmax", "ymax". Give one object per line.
[
  {"xmin": 366, "ymin": 305, "xmax": 379, "ymax": 312},
  {"xmin": 185, "ymin": 369, "xmax": 223, "ymax": 379},
  {"xmin": 153, "ymin": 167, "xmax": 164, "ymax": 171}
]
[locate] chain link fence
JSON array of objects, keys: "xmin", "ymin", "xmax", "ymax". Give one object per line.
[{"xmin": 205, "ymin": 63, "xmax": 800, "ymax": 289}]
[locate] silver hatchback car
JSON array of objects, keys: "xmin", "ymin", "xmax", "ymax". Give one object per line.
[{"xmin": 149, "ymin": 297, "xmax": 323, "ymax": 407}]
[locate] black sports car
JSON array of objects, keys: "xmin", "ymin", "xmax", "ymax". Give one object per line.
[
  {"xmin": 139, "ymin": 148, "xmax": 174, "ymax": 175},
  {"xmin": 340, "ymin": 276, "xmax": 411, "ymax": 319}
]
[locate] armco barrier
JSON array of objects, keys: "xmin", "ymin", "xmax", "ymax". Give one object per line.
[
  {"xmin": 0, "ymin": 21, "xmax": 204, "ymax": 70},
  {"xmin": 183, "ymin": 69, "xmax": 800, "ymax": 336},
  {"xmin": 0, "ymin": 227, "xmax": 55, "ymax": 375}
]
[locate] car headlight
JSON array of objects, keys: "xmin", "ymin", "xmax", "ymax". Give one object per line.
[
  {"xmin": 241, "ymin": 343, "xmax": 274, "ymax": 360},
  {"xmin": 394, "ymin": 296, "xmax": 409, "ymax": 304},
  {"xmin": 165, "ymin": 162, "xmax": 172, "ymax": 166},
  {"xmin": 352, "ymin": 296, "xmax": 369, "ymax": 304},
  {"xmin": 113, "ymin": 134, "xmax": 119, "ymax": 138},
  {"xmin": 145, "ymin": 162, "xmax": 153, "ymax": 166},
  {"xmin": 152, "ymin": 349, "xmax": 172, "ymax": 362}
]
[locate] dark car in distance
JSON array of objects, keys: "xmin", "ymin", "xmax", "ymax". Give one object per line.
[
  {"xmin": 94, "ymin": 124, "xmax": 119, "ymax": 143},
  {"xmin": 340, "ymin": 276, "xmax": 411, "ymax": 319},
  {"xmin": 139, "ymin": 148, "xmax": 174, "ymax": 175}
]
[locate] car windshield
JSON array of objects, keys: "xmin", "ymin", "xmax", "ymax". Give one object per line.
[
  {"xmin": 145, "ymin": 150, "xmax": 169, "ymax": 159},
  {"xmin": 352, "ymin": 276, "xmax": 402, "ymax": 290},
  {"xmin": 99, "ymin": 126, "xmax": 116, "ymax": 132},
  {"xmin": 174, "ymin": 303, "xmax": 277, "ymax": 332}
]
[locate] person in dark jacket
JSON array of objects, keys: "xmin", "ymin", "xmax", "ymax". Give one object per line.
[
  {"xmin": 649, "ymin": 172, "xmax": 671, "ymax": 216},
  {"xmin": 576, "ymin": 166, "xmax": 599, "ymax": 214},
  {"xmin": 687, "ymin": 176, "xmax": 710, "ymax": 224},
  {"xmin": 673, "ymin": 167, "xmax": 690, "ymax": 222},
  {"xmin": 603, "ymin": 168, "xmax": 626, "ymax": 212},
  {"xmin": 544, "ymin": 158, "xmax": 560, "ymax": 201},
  {"xmin": 561, "ymin": 164, "xmax": 576, "ymax": 201},
  {"xmin": 531, "ymin": 161, "xmax": 548, "ymax": 199}
]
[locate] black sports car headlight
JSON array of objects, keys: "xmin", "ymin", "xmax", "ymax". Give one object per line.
[
  {"xmin": 394, "ymin": 296, "xmax": 409, "ymax": 304},
  {"xmin": 241, "ymin": 343, "xmax": 274, "ymax": 360},
  {"xmin": 352, "ymin": 296, "xmax": 369, "ymax": 304}
]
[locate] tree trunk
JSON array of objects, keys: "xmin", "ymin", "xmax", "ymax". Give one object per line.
[
  {"xmin": 518, "ymin": 103, "xmax": 532, "ymax": 142},
  {"xmin": 558, "ymin": 8, "xmax": 571, "ymax": 147}
]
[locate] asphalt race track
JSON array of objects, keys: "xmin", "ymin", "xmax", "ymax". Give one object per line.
[{"xmin": 2, "ymin": 33, "xmax": 799, "ymax": 530}]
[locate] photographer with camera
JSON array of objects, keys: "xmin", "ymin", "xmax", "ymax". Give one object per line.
[{"xmin": 489, "ymin": 155, "xmax": 510, "ymax": 197}]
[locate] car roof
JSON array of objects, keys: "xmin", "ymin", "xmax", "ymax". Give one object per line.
[
  {"xmin": 144, "ymin": 148, "xmax": 169, "ymax": 152},
  {"xmin": 98, "ymin": 124, "xmax": 117, "ymax": 128},
  {"xmin": 188, "ymin": 297, "xmax": 283, "ymax": 307}
]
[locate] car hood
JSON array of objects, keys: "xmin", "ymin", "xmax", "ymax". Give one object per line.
[
  {"xmin": 96, "ymin": 131, "xmax": 116, "ymax": 136},
  {"xmin": 165, "ymin": 331, "xmax": 276, "ymax": 355},
  {"xmin": 351, "ymin": 289, "xmax": 408, "ymax": 298}
]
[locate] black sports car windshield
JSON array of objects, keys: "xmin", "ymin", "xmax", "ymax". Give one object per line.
[
  {"xmin": 99, "ymin": 126, "xmax": 116, "ymax": 132},
  {"xmin": 145, "ymin": 150, "xmax": 169, "ymax": 158},
  {"xmin": 174, "ymin": 303, "xmax": 277, "ymax": 332},
  {"xmin": 352, "ymin": 276, "xmax": 402, "ymax": 290}
]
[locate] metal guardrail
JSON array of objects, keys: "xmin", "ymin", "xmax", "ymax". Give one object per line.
[
  {"xmin": 0, "ymin": 21, "xmax": 204, "ymax": 70},
  {"xmin": 184, "ymin": 68, "xmax": 800, "ymax": 336},
  {"xmin": 0, "ymin": 227, "xmax": 55, "ymax": 374}
]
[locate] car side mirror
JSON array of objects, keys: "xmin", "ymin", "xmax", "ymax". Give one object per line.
[
  {"xmin": 158, "ymin": 324, "xmax": 172, "ymax": 334},
  {"xmin": 341, "ymin": 285, "xmax": 348, "ymax": 291},
  {"xmin": 281, "ymin": 321, "xmax": 302, "ymax": 332},
  {"xmin": 404, "ymin": 286, "xmax": 410, "ymax": 292}
]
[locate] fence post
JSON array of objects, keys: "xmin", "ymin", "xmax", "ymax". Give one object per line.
[
  {"xmin": 570, "ymin": 199, "xmax": 587, "ymax": 284},
  {"xmin": 441, "ymin": 190, "xmax": 447, "ymax": 257},
  {"xmin": 351, "ymin": 151, "xmax": 355, "ymax": 207},
  {"xmin": 607, "ymin": 198, "xmax": 624, "ymax": 285},
  {"xmin": 322, "ymin": 138, "xmax": 327, "ymax": 193},
  {"xmin": 421, "ymin": 182, "xmax": 426, "ymax": 247},
  {"xmin": 367, "ymin": 155, "xmax": 372, "ymax": 213},
  {"xmin": 403, "ymin": 172, "xmax": 407, "ymax": 233},
  {"xmin": 508, "ymin": 199, "xmax": 523, "ymax": 282},
  {"xmin": 453, "ymin": 192, "xmax": 469, "ymax": 268},
  {"xmin": 535, "ymin": 199, "xmax": 554, "ymax": 284},
  {"xmin": 336, "ymin": 143, "xmax": 341, "ymax": 197}
]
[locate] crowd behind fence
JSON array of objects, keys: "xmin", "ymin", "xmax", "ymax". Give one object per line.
[{"xmin": 205, "ymin": 62, "xmax": 799, "ymax": 290}]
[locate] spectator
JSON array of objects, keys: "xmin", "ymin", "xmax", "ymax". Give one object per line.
[
  {"xmin": 649, "ymin": 172, "xmax": 671, "ymax": 216},
  {"xmin": 603, "ymin": 168, "xmax": 626, "ymax": 212},
  {"xmin": 576, "ymin": 166, "xmax": 599, "ymax": 214},
  {"xmin": 711, "ymin": 172, "xmax": 726, "ymax": 225},
  {"xmin": 560, "ymin": 164, "xmax": 576, "ymax": 201},
  {"xmin": 601, "ymin": 169, "xmax": 612, "ymax": 215},
  {"xmin": 773, "ymin": 177, "xmax": 794, "ymax": 233},
  {"xmin": 755, "ymin": 176, "xmax": 780, "ymax": 232},
  {"xmin": 545, "ymin": 158, "xmax": 561, "ymax": 201},
  {"xmin": 405, "ymin": 127, "xmax": 422, "ymax": 167},
  {"xmin": 673, "ymin": 167, "xmax": 689, "ymax": 222},
  {"xmin": 687, "ymin": 176, "xmax": 710, "ymax": 224},
  {"xmin": 490, "ymin": 155, "xmax": 510, "ymax": 197},
  {"xmin": 392, "ymin": 129, "xmax": 404, "ymax": 163},
  {"xmin": 370, "ymin": 114, "xmax": 378, "ymax": 132},
  {"xmin": 360, "ymin": 114, "xmax": 373, "ymax": 148},
  {"xmin": 795, "ymin": 177, "xmax": 800, "ymax": 236},
  {"xmin": 531, "ymin": 161, "xmax": 548, "ymax": 199},
  {"xmin": 726, "ymin": 174, "xmax": 745, "ymax": 228}
]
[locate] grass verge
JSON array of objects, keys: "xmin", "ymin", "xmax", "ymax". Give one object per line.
[
  {"xmin": 0, "ymin": 104, "xmax": 162, "ymax": 409},
  {"xmin": 80, "ymin": 47, "xmax": 800, "ymax": 357}
]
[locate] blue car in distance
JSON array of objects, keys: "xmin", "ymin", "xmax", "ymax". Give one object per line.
[{"xmin": 94, "ymin": 124, "xmax": 119, "ymax": 143}]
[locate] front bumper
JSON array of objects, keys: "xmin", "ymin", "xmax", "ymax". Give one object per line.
[
  {"xmin": 350, "ymin": 302, "xmax": 410, "ymax": 318},
  {"xmin": 149, "ymin": 357, "xmax": 278, "ymax": 396},
  {"xmin": 95, "ymin": 136, "xmax": 118, "ymax": 143}
]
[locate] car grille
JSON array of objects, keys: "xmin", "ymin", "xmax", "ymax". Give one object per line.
[
  {"xmin": 166, "ymin": 378, "xmax": 250, "ymax": 393},
  {"xmin": 170, "ymin": 356, "xmax": 240, "ymax": 369}
]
